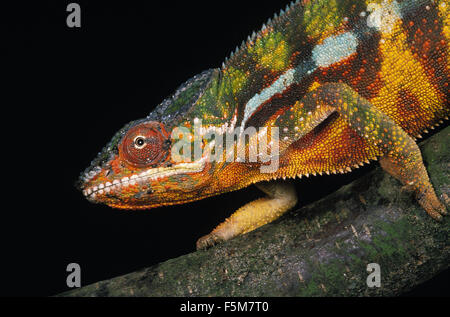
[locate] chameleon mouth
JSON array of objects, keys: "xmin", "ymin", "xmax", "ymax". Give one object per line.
[{"xmin": 82, "ymin": 160, "xmax": 206, "ymax": 201}]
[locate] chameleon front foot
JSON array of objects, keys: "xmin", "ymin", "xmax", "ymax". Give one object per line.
[
  {"xmin": 398, "ymin": 183, "xmax": 447, "ymax": 220},
  {"xmin": 416, "ymin": 187, "xmax": 448, "ymax": 221},
  {"xmin": 196, "ymin": 232, "xmax": 226, "ymax": 250},
  {"xmin": 379, "ymin": 155, "xmax": 447, "ymax": 221},
  {"xmin": 196, "ymin": 180, "xmax": 298, "ymax": 250}
]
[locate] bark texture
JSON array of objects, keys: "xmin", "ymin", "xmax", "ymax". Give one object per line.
[{"xmin": 61, "ymin": 126, "xmax": 449, "ymax": 297}]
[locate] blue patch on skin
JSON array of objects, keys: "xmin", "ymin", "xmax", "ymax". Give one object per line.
[
  {"xmin": 312, "ymin": 32, "xmax": 359, "ymax": 68},
  {"xmin": 242, "ymin": 68, "xmax": 296, "ymax": 127}
]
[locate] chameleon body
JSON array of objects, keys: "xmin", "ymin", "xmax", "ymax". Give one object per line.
[{"xmin": 79, "ymin": 0, "xmax": 449, "ymax": 249}]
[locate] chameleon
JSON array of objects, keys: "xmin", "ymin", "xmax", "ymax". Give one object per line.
[{"xmin": 79, "ymin": 0, "xmax": 449, "ymax": 250}]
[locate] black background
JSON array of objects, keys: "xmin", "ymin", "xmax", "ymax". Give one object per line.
[{"xmin": 5, "ymin": 0, "xmax": 449, "ymax": 297}]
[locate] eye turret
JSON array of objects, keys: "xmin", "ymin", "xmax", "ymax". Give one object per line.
[{"xmin": 119, "ymin": 122, "xmax": 171, "ymax": 167}]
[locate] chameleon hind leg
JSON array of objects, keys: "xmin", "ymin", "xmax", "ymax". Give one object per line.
[
  {"xmin": 196, "ymin": 180, "xmax": 297, "ymax": 250},
  {"xmin": 276, "ymin": 82, "xmax": 447, "ymax": 220}
]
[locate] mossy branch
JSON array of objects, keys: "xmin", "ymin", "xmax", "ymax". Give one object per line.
[{"xmin": 60, "ymin": 126, "xmax": 449, "ymax": 297}]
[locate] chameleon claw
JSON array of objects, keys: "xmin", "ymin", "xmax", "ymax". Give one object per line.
[
  {"xmin": 441, "ymin": 193, "xmax": 450, "ymax": 206},
  {"xmin": 196, "ymin": 233, "xmax": 225, "ymax": 250},
  {"xmin": 416, "ymin": 188, "xmax": 448, "ymax": 220},
  {"xmin": 400, "ymin": 183, "xmax": 415, "ymax": 193}
]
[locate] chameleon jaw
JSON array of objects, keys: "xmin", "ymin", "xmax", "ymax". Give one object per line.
[{"xmin": 82, "ymin": 159, "xmax": 206, "ymax": 202}]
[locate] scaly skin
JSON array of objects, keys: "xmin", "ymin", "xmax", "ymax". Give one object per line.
[{"xmin": 79, "ymin": 0, "xmax": 449, "ymax": 249}]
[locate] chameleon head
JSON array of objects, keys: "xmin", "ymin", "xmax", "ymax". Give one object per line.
[{"xmin": 77, "ymin": 69, "xmax": 220, "ymax": 209}]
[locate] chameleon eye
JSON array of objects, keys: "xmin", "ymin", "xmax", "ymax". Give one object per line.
[
  {"xmin": 134, "ymin": 136, "xmax": 146, "ymax": 149},
  {"xmin": 120, "ymin": 122, "xmax": 170, "ymax": 167}
]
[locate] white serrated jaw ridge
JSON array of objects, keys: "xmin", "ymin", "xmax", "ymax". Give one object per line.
[{"xmin": 82, "ymin": 159, "xmax": 206, "ymax": 200}]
